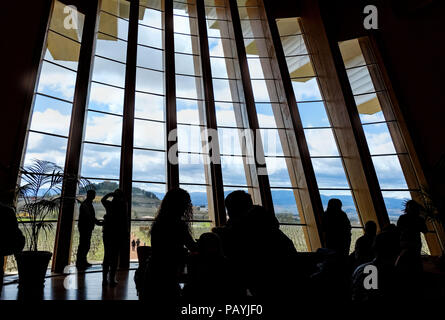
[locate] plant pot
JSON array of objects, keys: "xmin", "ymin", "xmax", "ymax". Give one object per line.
[{"xmin": 16, "ymin": 251, "xmax": 52, "ymax": 290}]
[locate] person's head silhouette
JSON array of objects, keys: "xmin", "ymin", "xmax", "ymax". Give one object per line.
[
  {"xmin": 404, "ymin": 200, "xmax": 422, "ymax": 216},
  {"xmin": 327, "ymin": 198, "xmax": 342, "ymax": 212},
  {"xmin": 156, "ymin": 187, "xmax": 193, "ymax": 223},
  {"xmin": 364, "ymin": 220, "xmax": 377, "ymax": 237},
  {"xmin": 224, "ymin": 190, "xmax": 253, "ymax": 222},
  {"xmin": 198, "ymin": 232, "xmax": 223, "ymax": 257},
  {"xmin": 86, "ymin": 189, "xmax": 96, "ymax": 201}
]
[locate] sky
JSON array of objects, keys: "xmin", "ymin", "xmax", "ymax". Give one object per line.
[{"xmin": 23, "ymin": 1, "xmax": 413, "ymax": 221}]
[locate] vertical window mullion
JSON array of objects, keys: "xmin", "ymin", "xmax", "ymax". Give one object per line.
[
  {"xmin": 119, "ymin": 0, "xmax": 139, "ymax": 269},
  {"xmin": 53, "ymin": 0, "xmax": 99, "ymax": 273},
  {"xmin": 196, "ymin": 0, "xmax": 227, "ymax": 227},
  {"xmin": 165, "ymin": 0, "xmax": 179, "ymax": 189},
  {"xmin": 228, "ymin": 0, "xmax": 274, "ymax": 214}
]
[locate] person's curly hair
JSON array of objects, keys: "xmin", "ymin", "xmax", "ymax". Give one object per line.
[{"xmin": 151, "ymin": 188, "xmax": 193, "ymax": 234}]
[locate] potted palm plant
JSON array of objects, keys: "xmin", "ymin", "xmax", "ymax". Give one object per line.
[{"xmin": 15, "ymin": 160, "xmax": 90, "ymax": 290}]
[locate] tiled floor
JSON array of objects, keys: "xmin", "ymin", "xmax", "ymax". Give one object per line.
[{"xmin": 1, "ymin": 264, "xmax": 139, "ymax": 300}]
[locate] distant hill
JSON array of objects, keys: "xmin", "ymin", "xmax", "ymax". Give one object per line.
[{"xmin": 82, "ymin": 181, "xmax": 159, "ymax": 200}]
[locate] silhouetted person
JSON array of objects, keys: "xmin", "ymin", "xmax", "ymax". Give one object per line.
[
  {"xmin": 322, "ymin": 199, "xmax": 351, "ymax": 256},
  {"xmin": 239, "ymin": 205, "xmax": 297, "ymax": 300},
  {"xmin": 212, "ymin": 190, "xmax": 253, "ymax": 260},
  {"xmin": 141, "ymin": 188, "xmax": 197, "ymax": 302},
  {"xmin": 351, "ymin": 230, "xmax": 400, "ymax": 301},
  {"xmin": 397, "ymin": 200, "xmax": 427, "ymax": 256},
  {"xmin": 0, "ymin": 203, "xmax": 25, "ymax": 296},
  {"xmin": 184, "ymin": 232, "xmax": 244, "ymax": 300},
  {"xmin": 136, "ymin": 238, "xmax": 141, "ymax": 247},
  {"xmin": 350, "ymin": 220, "xmax": 377, "ymax": 270},
  {"xmin": 101, "ymin": 189, "xmax": 128, "ymax": 287},
  {"xmin": 76, "ymin": 190, "xmax": 101, "ymax": 270},
  {"xmin": 131, "ymin": 239, "xmax": 136, "ymax": 251}
]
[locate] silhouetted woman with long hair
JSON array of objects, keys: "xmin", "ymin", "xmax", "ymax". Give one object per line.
[{"xmin": 142, "ymin": 188, "xmax": 197, "ymax": 301}]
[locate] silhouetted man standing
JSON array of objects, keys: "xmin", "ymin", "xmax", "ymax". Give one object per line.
[
  {"xmin": 76, "ymin": 190, "xmax": 100, "ymax": 270},
  {"xmin": 101, "ymin": 189, "xmax": 128, "ymax": 287}
]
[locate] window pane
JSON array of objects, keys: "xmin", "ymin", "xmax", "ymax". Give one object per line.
[
  {"xmin": 134, "ymin": 119, "xmax": 165, "ymax": 150},
  {"xmin": 98, "ymin": 12, "xmax": 129, "ymax": 40},
  {"xmin": 95, "ymin": 37, "xmax": 127, "ymax": 63},
  {"xmin": 174, "ymin": 34, "xmax": 200, "ymax": 54},
  {"xmin": 218, "ymin": 128, "xmax": 243, "ymax": 155},
  {"xmin": 176, "ymin": 75, "xmax": 203, "ymax": 99},
  {"xmin": 346, "ymin": 65, "xmax": 383, "ymax": 95},
  {"xmin": 136, "ymin": 67, "xmax": 164, "ymax": 94},
  {"xmin": 81, "ymin": 143, "xmax": 121, "ymax": 179},
  {"xmin": 138, "ymin": 25, "xmax": 163, "ymax": 48},
  {"xmin": 135, "ymin": 92, "xmax": 165, "ymax": 121},
  {"xmin": 266, "ymin": 157, "xmax": 293, "ymax": 187},
  {"xmin": 175, "ymin": 53, "xmax": 201, "ymax": 76},
  {"xmin": 174, "ymin": 15, "xmax": 198, "ymax": 35},
  {"xmin": 89, "ymin": 82, "xmax": 124, "ymax": 114},
  {"xmin": 208, "ymin": 38, "xmax": 235, "ymax": 57},
  {"xmin": 92, "ymin": 56, "xmax": 126, "ymax": 88},
  {"xmin": 304, "ymin": 128, "xmax": 339, "ymax": 156},
  {"xmin": 298, "ymin": 101, "xmax": 330, "ymax": 128},
  {"xmin": 206, "ymin": 19, "xmax": 231, "ymax": 38},
  {"xmin": 381, "ymin": 191, "xmax": 411, "ymax": 223},
  {"xmin": 132, "ymin": 182, "xmax": 166, "ymax": 219},
  {"xmin": 84, "ymin": 112, "xmax": 123, "ymax": 145},
  {"xmin": 311, "ymin": 158, "xmax": 350, "ymax": 189},
  {"xmin": 270, "ymin": 189, "xmax": 300, "ymax": 221},
  {"xmin": 177, "ymin": 99, "xmax": 202, "ymax": 125},
  {"xmin": 139, "ymin": 6, "xmax": 163, "ymax": 28},
  {"xmin": 137, "ymin": 45, "xmax": 164, "ymax": 71},
  {"xmin": 210, "ymin": 57, "xmax": 237, "ymax": 79},
  {"xmin": 37, "ymin": 61, "xmax": 77, "ymax": 101},
  {"xmin": 215, "ymin": 102, "xmax": 241, "ymax": 127},
  {"xmin": 45, "ymin": 31, "xmax": 80, "ymax": 70},
  {"xmin": 291, "ymin": 77, "xmax": 322, "ymax": 102},
  {"xmin": 372, "ymin": 155, "xmax": 409, "ymax": 190},
  {"xmin": 178, "ymin": 124, "xmax": 204, "ymax": 153},
  {"xmin": 30, "ymin": 95, "xmax": 72, "ymax": 136},
  {"xmin": 133, "ymin": 149, "xmax": 166, "ymax": 182},
  {"xmin": 23, "ymin": 132, "xmax": 67, "ymax": 168},
  {"xmin": 260, "ymin": 129, "xmax": 283, "ymax": 156},
  {"xmin": 280, "ymin": 35, "xmax": 308, "ymax": 56},
  {"xmin": 178, "ymin": 153, "xmax": 208, "ymax": 184},
  {"xmin": 212, "ymin": 79, "xmax": 241, "ymax": 102},
  {"xmin": 363, "ymin": 123, "xmax": 396, "ymax": 155},
  {"xmin": 221, "ymin": 156, "xmax": 248, "ymax": 186}
]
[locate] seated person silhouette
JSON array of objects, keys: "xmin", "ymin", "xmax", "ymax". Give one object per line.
[
  {"xmin": 183, "ymin": 232, "xmax": 245, "ymax": 300},
  {"xmin": 141, "ymin": 188, "xmax": 197, "ymax": 302},
  {"xmin": 238, "ymin": 205, "xmax": 297, "ymax": 300},
  {"xmin": 212, "ymin": 190, "xmax": 253, "ymax": 261},
  {"xmin": 351, "ymin": 230, "xmax": 400, "ymax": 301},
  {"xmin": 322, "ymin": 198, "xmax": 352, "ymax": 256},
  {"xmin": 0, "ymin": 203, "xmax": 25, "ymax": 295},
  {"xmin": 350, "ymin": 220, "xmax": 377, "ymax": 271}
]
